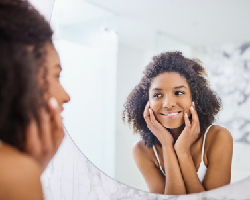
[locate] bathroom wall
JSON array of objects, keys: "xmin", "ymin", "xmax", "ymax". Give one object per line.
[{"xmin": 194, "ymin": 42, "xmax": 250, "ymax": 183}]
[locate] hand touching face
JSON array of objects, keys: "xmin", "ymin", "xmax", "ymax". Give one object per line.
[
  {"xmin": 149, "ymin": 72, "xmax": 192, "ymax": 129},
  {"xmin": 174, "ymin": 103, "xmax": 201, "ymax": 153},
  {"xmin": 25, "ymin": 97, "xmax": 64, "ymax": 172}
]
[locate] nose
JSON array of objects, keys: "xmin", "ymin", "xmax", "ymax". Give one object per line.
[
  {"xmin": 63, "ymin": 88, "xmax": 71, "ymax": 104},
  {"xmin": 162, "ymin": 95, "xmax": 176, "ymax": 108}
]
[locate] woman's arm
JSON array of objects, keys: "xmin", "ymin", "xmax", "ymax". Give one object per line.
[
  {"xmin": 175, "ymin": 150, "xmax": 206, "ymax": 193},
  {"xmin": 161, "ymin": 144, "xmax": 187, "ymax": 194},
  {"xmin": 175, "ymin": 105, "xmax": 233, "ymax": 193},
  {"xmin": 133, "ymin": 141, "xmax": 186, "ymax": 194},
  {"xmin": 135, "ymin": 102, "xmax": 186, "ymax": 194},
  {"xmin": 203, "ymin": 127, "xmax": 233, "ymax": 190},
  {"xmin": 174, "ymin": 105, "xmax": 206, "ymax": 193},
  {"xmin": 176, "ymin": 127, "xmax": 233, "ymax": 193}
]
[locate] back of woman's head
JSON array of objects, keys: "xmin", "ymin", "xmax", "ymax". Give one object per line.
[
  {"xmin": 0, "ymin": 39, "xmax": 43, "ymax": 151},
  {"xmin": 0, "ymin": 0, "xmax": 52, "ymax": 151},
  {"xmin": 0, "ymin": 0, "xmax": 53, "ymax": 44},
  {"xmin": 0, "ymin": 0, "xmax": 53, "ymax": 79},
  {"xmin": 123, "ymin": 52, "xmax": 221, "ymax": 147}
]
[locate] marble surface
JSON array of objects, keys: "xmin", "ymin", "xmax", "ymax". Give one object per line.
[
  {"xmin": 41, "ymin": 132, "xmax": 250, "ymax": 200},
  {"xmin": 195, "ymin": 42, "xmax": 250, "ymax": 183},
  {"xmin": 196, "ymin": 42, "xmax": 250, "ymax": 144}
]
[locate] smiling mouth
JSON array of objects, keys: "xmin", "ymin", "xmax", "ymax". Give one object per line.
[
  {"xmin": 160, "ymin": 111, "xmax": 182, "ymax": 117},
  {"xmin": 159, "ymin": 111, "xmax": 182, "ymax": 120}
]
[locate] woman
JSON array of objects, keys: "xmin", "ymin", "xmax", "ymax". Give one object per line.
[
  {"xmin": 0, "ymin": 0, "xmax": 70, "ymax": 199},
  {"xmin": 123, "ymin": 52, "xmax": 233, "ymax": 194}
]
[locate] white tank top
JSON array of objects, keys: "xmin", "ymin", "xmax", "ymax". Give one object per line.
[{"xmin": 152, "ymin": 125, "xmax": 212, "ymax": 183}]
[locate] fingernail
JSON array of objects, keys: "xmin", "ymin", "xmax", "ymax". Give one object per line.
[
  {"xmin": 192, "ymin": 101, "xmax": 195, "ymax": 106},
  {"xmin": 190, "ymin": 106, "xmax": 194, "ymax": 111},
  {"xmin": 185, "ymin": 113, "xmax": 188, "ymax": 117},
  {"xmin": 49, "ymin": 97, "xmax": 58, "ymax": 109}
]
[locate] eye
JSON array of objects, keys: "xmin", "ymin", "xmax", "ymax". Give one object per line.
[
  {"xmin": 153, "ymin": 93, "xmax": 163, "ymax": 98},
  {"xmin": 175, "ymin": 91, "xmax": 185, "ymax": 95}
]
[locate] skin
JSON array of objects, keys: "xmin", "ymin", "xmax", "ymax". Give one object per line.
[
  {"xmin": 0, "ymin": 42, "xmax": 70, "ymax": 200},
  {"xmin": 133, "ymin": 72, "xmax": 233, "ymax": 195}
]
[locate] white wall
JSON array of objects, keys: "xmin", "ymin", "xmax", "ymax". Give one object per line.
[
  {"xmin": 28, "ymin": 0, "xmax": 55, "ymax": 21},
  {"xmin": 115, "ymin": 44, "xmax": 152, "ymax": 191}
]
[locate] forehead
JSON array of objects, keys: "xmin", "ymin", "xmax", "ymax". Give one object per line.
[
  {"xmin": 45, "ymin": 43, "xmax": 60, "ymax": 68},
  {"xmin": 150, "ymin": 72, "xmax": 189, "ymax": 90}
]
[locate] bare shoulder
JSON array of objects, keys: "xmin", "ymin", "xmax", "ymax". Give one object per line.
[
  {"xmin": 133, "ymin": 139, "xmax": 153, "ymax": 163},
  {"xmin": 133, "ymin": 139, "xmax": 148, "ymax": 158},
  {"xmin": 206, "ymin": 125, "xmax": 233, "ymax": 157},
  {"xmin": 0, "ymin": 143, "xmax": 43, "ymax": 200},
  {"xmin": 206, "ymin": 125, "xmax": 233, "ymax": 144}
]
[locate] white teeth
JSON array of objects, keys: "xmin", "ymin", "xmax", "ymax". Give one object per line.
[{"xmin": 165, "ymin": 112, "xmax": 178, "ymax": 116}]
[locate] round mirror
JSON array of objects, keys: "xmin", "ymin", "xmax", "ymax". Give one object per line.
[{"xmin": 51, "ymin": 0, "xmax": 250, "ymax": 192}]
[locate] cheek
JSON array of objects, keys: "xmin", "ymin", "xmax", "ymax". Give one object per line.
[
  {"xmin": 183, "ymin": 103, "xmax": 192, "ymax": 116},
  {"xmin": 47, "ymin": 79, "xmax": 59, "ymax": 98},
  {"xmin": 149, "ymin": 99, "xmax": 160, "ymax": 111}
]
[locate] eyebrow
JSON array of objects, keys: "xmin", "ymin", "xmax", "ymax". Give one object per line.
[
  {"xmin": 151, "ymin": 85, "xmax": 187, "ymax": 92},
  {"xmin": 174, "ymin": 85, "xmax": 187, "ymax": 89},
  {"xmin": 151, "ymin": 88, "xmax": 162, "ymax": 92}
]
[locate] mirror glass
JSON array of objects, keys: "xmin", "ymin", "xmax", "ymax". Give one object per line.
[{"xmin": 51, "ymin": 0, "xmax": 250, "ymax": 192}]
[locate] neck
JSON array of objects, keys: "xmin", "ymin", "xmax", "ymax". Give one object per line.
[{"xmin": 167, "ymin": 123, "xmax": 185, "ymax": 142}]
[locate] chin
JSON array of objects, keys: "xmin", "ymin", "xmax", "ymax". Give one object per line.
[{"xmin": 159, "ymin": 119, "xmax": 184, "ymax": 129}]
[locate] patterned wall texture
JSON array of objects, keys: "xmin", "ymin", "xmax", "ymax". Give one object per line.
[{"xmin": 195, "ymin": 42, "xmax": 250, "ymax": 143}]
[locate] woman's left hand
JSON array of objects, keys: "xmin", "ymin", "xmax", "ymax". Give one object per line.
[
  {"xmin": 24, "ymin": 97, "xmax": 64, "ymax": 172},
  {"xmin": 174, "ymin": 103, "xmax": 200, "ymax": 154}
]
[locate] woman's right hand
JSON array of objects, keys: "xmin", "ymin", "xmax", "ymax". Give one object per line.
[
  {"xmin": 24, "ymin": 97, "xmax": 64, "ymax": 172},
  {"xmin": 143, "ymin": 101, "xmax": 174, "ymax": 147}
]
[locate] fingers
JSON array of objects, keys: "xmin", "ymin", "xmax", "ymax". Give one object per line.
[
  {"xmin": 190, "ymin": 102, "xmax": 200, "ymax": 133},
  {"xmin": 25, "ymin": 119, "xmax": 41, "ymax": 159},
  {"xmin": 184, "ymin": 112, "xmax": 191, "ymax": 129},
  {"xmin": 48, "ymin": 97, "xmax": 64, "ymax": 150},
  {"xmin": 143, "ymin": 102, "xmax": 156, "ymax": 131},
  {"xmin": 190, "ymin": 102, "xmax": 199, "ymax": 123},
  {"xmin": 39, "ymin": 109, "xmax": 52, "ymax": 155},
  {"xmin": 25, "ymin": 97, "xmax": 64, "ymax": 172},
  {"xmin": 143, "ymin": 101, "xmax": 150, "ymax": 120},
  {"xmin": 149, "ymin": 108, "xmax": 163, "ymax": 129}
]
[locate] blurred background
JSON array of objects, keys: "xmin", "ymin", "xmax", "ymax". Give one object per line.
[{"xmin": 51, "ymin": 0, "xmax": 250, "ymax": 192}]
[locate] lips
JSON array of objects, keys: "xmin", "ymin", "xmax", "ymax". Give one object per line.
[{"xmin": 160, "ymin": 111, "xmax": 182, "ymax": 120}]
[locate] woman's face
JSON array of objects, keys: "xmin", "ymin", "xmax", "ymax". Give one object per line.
[
  {"xmin": 149, "ymin": 72, "xmax": 192, "ymax": 129},
  {"xmin": 44, "ymin": 43, "xmax": 70, "ymax": 113}
]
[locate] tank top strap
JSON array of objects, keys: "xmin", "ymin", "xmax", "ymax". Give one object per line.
[
  {"xmin": 201, "ymin": 125, "xmax": 213, "ymax": 162},
  {"xmin": 153, "ymin": 145, "xmax": 165, "ymax": 176}
]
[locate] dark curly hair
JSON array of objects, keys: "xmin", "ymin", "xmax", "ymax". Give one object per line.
[
  {"xmin": 0, "ymin": 40, "xmax": 43, "ymax": 151},
  {"xmin": 123, "ymin": 52, "xmax": 221, "ymax": 148},
  {"xmin": 0, "ymin": 0, "xmax": 53, "ymax": 151}
]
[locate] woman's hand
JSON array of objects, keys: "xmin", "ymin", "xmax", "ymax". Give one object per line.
[
  {"xmin": 24, "ymin": 97, "xmax": 64, "ymax": 172},
  {"xmin": 143, "ymin": 102, "xmax": 174, "ymax": 147},
  {"xmin": 174, "ymin": 103, "xmax": 200, "ymax": 154}
]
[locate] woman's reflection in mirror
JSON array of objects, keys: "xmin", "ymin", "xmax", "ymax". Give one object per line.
[{"xmin": 123, "ymin": 52, "xmax": 233, "ymax": 195}]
